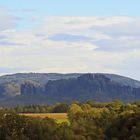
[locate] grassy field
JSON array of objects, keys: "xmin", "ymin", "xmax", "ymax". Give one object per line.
[{"xmin": 20, "ymin": 113, "xmax": 68, "ymax": 124}]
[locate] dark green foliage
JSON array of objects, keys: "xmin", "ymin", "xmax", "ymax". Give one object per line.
[
  {"xmin": 68, "ymin": 101, "xmax": 140, "ymax": 140},
  {"xmin": 0, "ymin": 110, "xmax": 58, "ymax": 140},
  {"xmin": 13, "ymin": 103, "xmax": 69, "ymax": 113},
  {"xmin": 105, "ymin": 113, "xmax": 140, "ymax": 140},
  {"xmin": 51, "ymin": 103, "xmax": 69, "ymax": 113},
  {"xmin": 0, "ymin": 101, "xmax": 140, "ymax": 139},
  {"xmin": 14, "ymin": 105, "xmax": 51, "ymax": 113}
]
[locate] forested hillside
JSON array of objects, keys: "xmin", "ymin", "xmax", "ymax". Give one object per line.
[
  {"xmin": 0, "ymin": 73, "xmax": 140, "ymax": 106},
  {"xmin": 0, "ymin": 100, "xmax": 140, "ymax": 140}
]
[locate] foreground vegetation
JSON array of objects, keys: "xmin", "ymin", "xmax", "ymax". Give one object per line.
[
  {"xmin": 20, "ymin": 113, "xmax": 68, "ymax": 124},
  {"xmin": 0, "ymin": 100, "xmax": 140, "ymax": 140}
]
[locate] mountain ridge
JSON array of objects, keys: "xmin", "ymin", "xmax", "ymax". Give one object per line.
[
  {"xmin": 0, "ymin": 72, "xmax": 140, "ymax": 87},
  {"xmin": 0, "ymin": 73, "xmax": 140, "ymax": 106}
]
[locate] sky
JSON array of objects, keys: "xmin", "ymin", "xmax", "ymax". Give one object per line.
[{"xmin": 0, "ymin": 0, "xmax": 140, "ymax": 80}]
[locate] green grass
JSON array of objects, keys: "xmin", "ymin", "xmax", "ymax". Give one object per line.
[
  {"xmin": 55, "ymin": 118, "xmax": 69, "ymax": 124},
  {"xmin": 20, "ymin": 113, "xmax": 69, "ymax": 124}
]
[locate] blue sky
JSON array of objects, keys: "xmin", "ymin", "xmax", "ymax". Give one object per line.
[
  {"xmin": 1, "ymin": 0, "xmax": 140, "ymax": 16},
  {"xmin": 0, "ymin": 0, "xmax": 140, "ymax": 80}
]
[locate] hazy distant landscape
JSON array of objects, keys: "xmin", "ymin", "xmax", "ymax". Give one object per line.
[
  {"xmin": 0, "ymin": 73, "xmax": 140, "ymax": 106},
  {"xmin": 0, "ymin": 0, "xmax": 140, "ymax": 139}
]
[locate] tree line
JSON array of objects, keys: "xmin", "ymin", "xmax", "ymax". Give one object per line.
[
  {"xmin": 13, "ymin": 103, "xmax": 69, "ymax": 113},
  {"xmin": 0, "ymin": 100, "xmax": 140, "ymax": 139}
]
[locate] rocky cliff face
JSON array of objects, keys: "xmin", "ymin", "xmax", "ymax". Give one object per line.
[
  {"xmin": 44, "ymin": 74, "xmax": 140, "ymax": 102},
  {"xmin": 0, "ymin": 73, "xmax": 140, "ymax": 106}
]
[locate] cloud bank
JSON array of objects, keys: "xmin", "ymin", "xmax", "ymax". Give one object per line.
[{"xmin": 0, "ymin": 13, "xmax": 140, "ymax": 80}]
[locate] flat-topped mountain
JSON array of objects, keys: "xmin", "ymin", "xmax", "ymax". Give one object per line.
[{"xmin": 0, "ymin": 73, "xmax": 140, "ymax": 106}]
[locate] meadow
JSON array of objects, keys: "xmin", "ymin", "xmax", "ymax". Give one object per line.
[{"xmin": 20, "ymin": 113, "xmax": 68, "ymax": 123}]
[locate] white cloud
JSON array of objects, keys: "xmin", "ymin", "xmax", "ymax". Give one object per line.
[
  {"xmin": 0, "ymin": 6, "xmax": 19, "ymax": 32},
  {"xmin": 0, "ymin": 16, "xmax": 140, "ymax": 80}
]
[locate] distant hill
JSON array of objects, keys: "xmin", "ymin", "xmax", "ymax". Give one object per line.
[{"xmin": 0, "ymin": 73, "xmax": 140, "ymax": 106}]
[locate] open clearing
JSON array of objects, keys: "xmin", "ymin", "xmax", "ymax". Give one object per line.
[{"xmin": 20, "ymin": 113, "xmax": 68, "ymax": 123}]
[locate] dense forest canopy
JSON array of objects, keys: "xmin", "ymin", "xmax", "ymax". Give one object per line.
[{"xmin": 0, "ymin": 100, "xmax": 140, "ymax": 140}]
